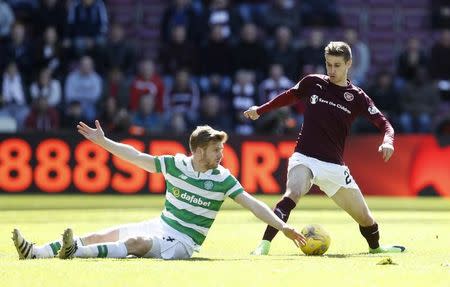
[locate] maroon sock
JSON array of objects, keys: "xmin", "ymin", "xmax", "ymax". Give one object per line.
[
  {"xmin": 262, "ymin": 197, "xmax": 296, "ymax": 242},
  {"xmin": 359, "ymin": 223, "xmax": 380, "ymax": 249}
]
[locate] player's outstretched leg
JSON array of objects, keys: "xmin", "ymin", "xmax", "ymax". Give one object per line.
[
  {"xmin": 252, "ymin": 165, "xmax": 312, "ymax": 255},
  {"xmin": 11, "ymin": 228, "xmax": 84, "ymax": 259},
  {"xmin": 360, "ymin": 225, "xmax": 406, "ymax": 254},
  {"xmin": 251, "ymin": 197, "xmax": 297, "ymax": 255},
  {"xmin": 58, "ymin": 228, "xmax": 129, "ymax": 259},
  {"xmin": 331, "ymin": 187, "xmax": 406, "ymax": 254},
  {"xmin": 12, "ymin": 229, "xmax": 36, "ymax": 259}
]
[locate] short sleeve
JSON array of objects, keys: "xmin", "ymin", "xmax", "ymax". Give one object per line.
[
  {"xmin": 224, "ymin": 175, "xmax": 244, "ymax": 199},
  {"xmin": 153, "ymin": 155, "xmax": 174, "ymax": 174}
]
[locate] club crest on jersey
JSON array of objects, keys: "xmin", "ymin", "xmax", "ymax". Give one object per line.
[
  {"xmin": 344, "ymin": 92, "xmax": 354, "ymax": 101},
  {"xmin": 172, "ymin": 187, "xmax": 181, "ymax": 197},
  {"xmin": 368, "ymin": 105, "xmax": 380, "ymax": 115},
  {"xmin": 204, "ymin": 180, "xmax": 214, "ymax": 190},
  {"xmin": 310, "ymin": 94, "xmax": 319, "ymax": 104}
]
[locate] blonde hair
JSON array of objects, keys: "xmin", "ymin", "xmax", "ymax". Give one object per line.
[
  {"xmin": 189, "ymin": 125, "xmax": 228, "ymax": 152},
  {"xmin": 324, "ymin": 41, "xmax": 352, "ymax": 62}
]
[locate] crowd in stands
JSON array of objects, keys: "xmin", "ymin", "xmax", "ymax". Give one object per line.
[{"xmin": 0, "ymin": 0, "xmax": 449, "ymax": 135}]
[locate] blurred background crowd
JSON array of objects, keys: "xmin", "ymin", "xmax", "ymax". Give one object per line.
[{"xmin": 0, "ymin": 0, "xmax": 449, "ymax": 136}]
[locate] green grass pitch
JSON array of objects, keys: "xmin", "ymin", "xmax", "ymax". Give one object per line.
[{"xmin": 0, "ymin": 195, "xmax": 449, "ymax": 287}]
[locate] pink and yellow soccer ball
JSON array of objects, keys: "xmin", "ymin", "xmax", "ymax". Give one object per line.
[{"xmin": 300, "ymin": 224, "xmax": 331, "ymax": 256}]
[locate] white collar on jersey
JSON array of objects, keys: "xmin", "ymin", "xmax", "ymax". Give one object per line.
[{"xmin": 185, "ymin": 156, "xmax": 215, "ymax": 177}]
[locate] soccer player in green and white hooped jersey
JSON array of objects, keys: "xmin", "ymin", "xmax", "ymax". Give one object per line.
[{"xmin": 12, "ymin": 121, "xmax": 306, "ymax": 260}]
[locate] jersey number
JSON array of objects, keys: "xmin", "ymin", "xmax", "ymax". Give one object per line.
[{"xmin": 344, "ymin": 170, "xmax": 352, "ymax": 184}]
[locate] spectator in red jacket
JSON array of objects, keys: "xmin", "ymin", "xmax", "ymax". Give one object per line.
[{"xmin": 129, "ymin": 59, "xmax": 165, "ymax": 112}]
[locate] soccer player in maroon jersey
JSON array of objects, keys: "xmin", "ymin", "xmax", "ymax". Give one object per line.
[{"xmin": 244, "ymin": 41, "xmax": 406, "ymax": 255}]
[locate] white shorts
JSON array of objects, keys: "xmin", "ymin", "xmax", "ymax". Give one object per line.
[
  {"xmin": 116, "ymin": 218, "xmax": 194, "ymax": 260},
  {"xmin": 287, "ymin": 152, "xmax": 359, "ymax": 197}
]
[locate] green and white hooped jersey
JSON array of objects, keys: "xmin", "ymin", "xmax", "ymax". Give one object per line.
[{"xmin": 154, "ymin": 154, "xmax": 244, "ymax": 248}]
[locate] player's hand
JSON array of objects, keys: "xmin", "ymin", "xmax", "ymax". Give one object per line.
[
  {"xmin": 378, "ymin": 143, "xmax": 394, "ymax": 162},
  {"xmin": 281, "ymin": 225, "xmax": 306, "ymax": 247},
  {"xmin": 77, "ymin": 120, "xmax": 105, "ymax": 144},
  {"xmin": 243, "ymin": 106, "xmax": 260, "ymax": 120}
]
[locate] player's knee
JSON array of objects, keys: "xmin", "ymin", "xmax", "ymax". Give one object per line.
[
  {"xmin": 125, "ymin": 237, "xmax": 152, "ymax": 257},
  {"xmin": 286, "ymin": 180, "xmax": 309, "ymax": 201}
]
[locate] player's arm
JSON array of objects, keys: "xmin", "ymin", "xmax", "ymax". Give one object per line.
[
  {"xmin": 234, "ymin": 192, "xmax": 306, "ymax": 246},
  {"xmin": 363, "ymin": 95, "xmax": 395, "ymax": 162},
  {"xmin": 77, "ymin": 120, "xmax": 158, "ymax": 173},
  {"xmin": 243, "ymin": 88, "xmax": 300, "ymax": 120}
]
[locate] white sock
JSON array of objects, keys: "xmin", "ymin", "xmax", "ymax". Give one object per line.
[
  {"xmin": 33, "ymin": 237, "xmax": 84, "ymax": 258},
  {"xmin": 74, "ymin": 242, "xmax": 128, "ymax": 258}
]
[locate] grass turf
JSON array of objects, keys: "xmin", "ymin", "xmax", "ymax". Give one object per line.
[{"xmin": 0, "ymin": 195, "xmax": 449, "ymax": 287}]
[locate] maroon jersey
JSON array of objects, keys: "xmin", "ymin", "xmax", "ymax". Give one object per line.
[{"xmin": 257, "ymin": 74, "xmax": 394, "ymax": 164}]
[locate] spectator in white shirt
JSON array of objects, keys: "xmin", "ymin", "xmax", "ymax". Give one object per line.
[
  {"xmin": 30, "ymin": 67, "xmax": 61, "ymax": 107},
  {"xmin": 65, "ymin": 56, "xmax": 102, "ymax": 121}
]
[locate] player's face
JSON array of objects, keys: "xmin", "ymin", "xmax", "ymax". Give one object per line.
[
  {"xmin": 325, "ymin": 55, "xmax": 352, "ymax": 85},
  {"xmin": 201, "ymin": 141, "xmax": 224, "ymax": 169}
]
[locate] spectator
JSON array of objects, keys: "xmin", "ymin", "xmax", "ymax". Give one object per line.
[
  {"xmin": 205, "ymin": 0, "xmax": 242, "ymax": 41},
  {"xmin": 256, "ymin": 63, "xmax": 296, "ymax": 134},
  {"xmin": 201, "ymin": 24, "xmax": 232, "ymax": 77},
  {"xmin": 431, "ymin": 0, "xmax": 450, "ymax": 29},
  {"xmin": 61, "ymin": 100, "xmax": 86, "ymax": 129},
  {"xmin": 0, "ymin": 62, "xmax": 29, "ymax": 129},
  {"xmin": 160, "ymin": 0, "xmax": 202, "ymax": 44},
  {"xmin": 368, "ymin": 71, "xmax": 401, "ymax": 122},
  {"xmin": 102, "ymin": 67, "xmax": 129, "ymax": 109},
  {"xmin": 129, "ymin": 59, "xmax": 165, "ymax": 112},
  {"xmin": 258, "ymin": 63, "xmax": 293, "ymax": 104},
  {"xmin": 102, "ymin": 22, "xmax": 136, "ymax": 76},
  {"xmin": 30, "ymin": 67, "xmax": 62, "ymax": 107},
  {"xmin": 159, "ymin": 25, "xmax": 199, "ymax": 76},
  {"xmin": 130, "ymin": 94, "xmax": 165, "ymax": 134},
  {"xmin": 34, "ymin": 0, "xmax": 67, "ymax": 38},
  {"xmin": 344, "ymin": 28, "xmax": 370, "ymax": 86},
  {"xmin": 0, "ymin": 22, "xmax": 34, "ymax": 83},
  {"xmin": 24, "ymin": 96, "xmax": 59, "ymax": 131},
  {"xmin": 64, "ymin": 0, "xmax": 108, "ymax": 57},
  {"xmin": 164, "ymin": 69, "xmax": 200, "ymax": 123},
  {"xmin": 430, "ymin": 29, "xmax": 450, "ymax": 103},
  {"xmin": 300, "ymin": 0, "xmax": 340, "ymax": 27},
  {"xmin": 230, "ymin": 70, "xmax": 257, "ymax": 135},
  {"xmin": 232, "ymin": 22, "xmax": 267, "ymax": 79},
  {"xmin": 196, "ymin": 92, "xmax": 232, "ymax": 131},
  {"xmin": 6, "ymin": 0, "xmax": 38, "ymax": 23},
  {"xmin": 397, "ymin": 37, "xmax": 428, "ymax": 84},
  {"xmin": 168, "ymin": 112, "xmax": 189, "ymax": 134},
  {"xmin": 298, "ymin": 29, "xmax": 326, "ymax": 76},
  {"xmin": 266, "ymin": 26, "xmax": 299, "ymax": 80},
  {"xmin": 234, "ymin": 0, "xmax": 267, "ymax": 23},
  {"xmin": 0, "ymin": 0, "xmax": 14, "ymax": 41},
  {"xmin": 64, "ymin": 56, "xmax": 102, "ymax": 121},
  {"xmin": 98, "ymin": 96, "xmax": 130, "ymax": 133},
  {"xmin": 399, "ymin": 68, "xmax": 441, "ymax": 133},
  {"xmin": 35, "ymin": 26, "xmax": 64, "ymax": 77},
  {"xmin": 354, "ymin": 71, "xmax": 401, "ymax": 133},
  {"xmin": 199, "ymin": 73, "xmax": 231, "ymax": 97},
  {"xmin": 430, "ymin": 29, "xmax": 450, "ymax": 81},
  {"xmin": 259, "ymin": 0, "xmax": 301, "ymax": 35}
]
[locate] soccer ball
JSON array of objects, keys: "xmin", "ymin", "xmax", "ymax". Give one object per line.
[{"xmin": 300, "ymin": 224, "xmax": 331, "ymax": 256}]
